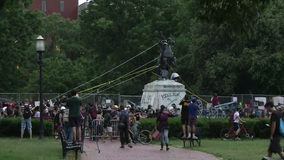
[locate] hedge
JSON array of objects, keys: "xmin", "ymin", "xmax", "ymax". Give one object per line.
[
  {"xmin": 0, "ymin": 118, "xmax": 53, "ymax": 137},
  {"xmin": 139, "ymin": 117, "xmax": 270, "ymax": 139}
]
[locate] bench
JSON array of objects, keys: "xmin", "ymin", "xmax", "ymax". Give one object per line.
[
  {"xmin": 262, "ymin": 157, "xmax": 282, "ymax": 160},
  {"xmin": 59, "ymin": 130, "xmax": 81, "ymax": 159},
  {"xmin": 182, "ymin": 127, "xmax": 202, "ymax": 147}
]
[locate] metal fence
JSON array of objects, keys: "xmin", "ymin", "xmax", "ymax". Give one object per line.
[
  {"xmin": 1, "ymin": 93, "xmax": 282, "ymax": 110},
  {"xmin": 89, "ymin": 119, "xmax": 120, "ymax": 140}
]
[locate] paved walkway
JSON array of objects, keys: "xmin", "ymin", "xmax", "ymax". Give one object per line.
[{"xmin": 82, "ymin": 140, "xmax": 220, "ymax": 160}]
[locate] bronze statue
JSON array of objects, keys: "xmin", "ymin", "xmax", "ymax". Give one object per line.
[{"xmin": 156, "ymin": 32, "xmax": 177, "ymax": 80}]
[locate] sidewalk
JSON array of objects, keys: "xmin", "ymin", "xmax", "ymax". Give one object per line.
[{"xmin": 82, "ymin": 140, "xmax": 220, "ymax": 160}]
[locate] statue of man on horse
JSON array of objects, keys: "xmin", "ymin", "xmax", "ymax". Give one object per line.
[{"xmin": 156, "ymin": 31, "xmax": 177, "ymax": 80}]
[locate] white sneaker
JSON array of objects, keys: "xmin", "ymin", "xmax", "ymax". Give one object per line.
[
  {"xmin": 187, "ymin": 134, "xmax": 191, "ymax": 138},
  {"xmin": 192, "ymin": 135, "xmax": 198, "ymax": 139}
]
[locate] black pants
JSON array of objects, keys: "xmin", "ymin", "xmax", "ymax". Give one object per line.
[
  {"xmin": 128, "ymin": 130, "xmax": 135, "ymax": 142},
  {"xmin": 119, "ymin": 127, "xmax": 129, "ymax": 146}
]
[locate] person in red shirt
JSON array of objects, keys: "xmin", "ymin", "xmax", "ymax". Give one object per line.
[{"xmin": 211, "ymin": 93, "xmax": 220, "ymax": 106}]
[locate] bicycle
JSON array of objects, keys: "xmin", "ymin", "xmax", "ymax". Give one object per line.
[
  {"xmin": 130, "ymin": 127, "xmax": 152, "ymax": 145},
  {"xmin": 220, "ymin": 123, "xmax": 255, "ymax": 140}
]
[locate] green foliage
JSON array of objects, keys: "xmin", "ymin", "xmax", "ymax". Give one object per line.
[
  {"xmin": 1, "ymin": 0, "xmax": 284, "ymax": 97},
  {"xmin": 139, "ymin": 117, "xmax": 270, "ymax": 138},
  {"xmin": 0, "ymin": 118, "xmax": 53, "ymax": 137}
]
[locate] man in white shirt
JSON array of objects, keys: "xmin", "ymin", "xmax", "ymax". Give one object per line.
[{"xmin": 233, "ymin": 107, "xmax": 245, "ymax": 140}]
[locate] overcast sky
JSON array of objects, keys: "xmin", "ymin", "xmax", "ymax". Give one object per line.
[{"xmin": 79, "ymin": 0, "xmax": 87, "ymax": 5}]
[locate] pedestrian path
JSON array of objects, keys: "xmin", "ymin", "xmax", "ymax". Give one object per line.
[{"xmin": 82, "ymin": 140, "xmax": 220, "ymax": 160}]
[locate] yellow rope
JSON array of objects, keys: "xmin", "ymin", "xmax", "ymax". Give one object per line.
[
  {"xmin": 169, "ymin": 66, "xmax": 209, "ymax": 104},
  {"xmin": 78, "ymin": 66, "xmax": 156, "ymax": 93}
]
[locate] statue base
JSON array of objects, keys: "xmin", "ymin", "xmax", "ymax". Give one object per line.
[{"xmin": 140, "ymin": 79, "xmax": 186, "ymax": 110}]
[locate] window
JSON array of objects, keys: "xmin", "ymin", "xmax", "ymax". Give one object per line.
[
  {"xmin": 41, "ymin": 0, "xmax": 46, "ymax": 12},
  {"xmin": 60, "ymin": 0, "xmax": 64, "ymax": 13}
]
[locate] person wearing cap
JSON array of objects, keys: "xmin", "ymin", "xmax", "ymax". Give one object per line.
[
  {"xmin": 233, "ymin": 107, "xmax": 245, "ymax": 140},
  {"xmin": 265, "ymin": 101, "xmax": 284, "ymax": 159},
  {"xmin": 187, "ymin": 97, "xmax": 199, "ymax": 139}
]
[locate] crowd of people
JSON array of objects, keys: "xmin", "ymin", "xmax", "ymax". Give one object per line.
[{"xmin": 1, "ymin": 90, "xmax": 283, "ymax": 160}]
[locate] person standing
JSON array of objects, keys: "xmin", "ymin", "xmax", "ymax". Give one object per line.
[
  {"xmin": 67, "ymin": 90, "xmax": 82, "ymax": 144},
  {"xmin": 188, "ymin": 97, "xmax": 198, "ymax": 139},
  {"xmin": 179, "ymin": 94, "xmax": 190, "ymax": 138},
  {"xmin": 265, "ymin": 101, "xmax": 284, "ymax": 159},
  {"xmin": 118, "ymin": 105, "xmax": 132, "ymax": 148},
  {"xmin": 21, "ymin": 99, "xmax": 32, "ymax": 139},
  {"xmin": 102, "ymin": 109, "xmax": 113, "ymax": 142},
  {"xmin": 211, "ymin": 93, "xmax": 220, "ymax": 107},
  {"xmin": 155, "ymin": 105, "xmax": 174, "ymax": 151}
]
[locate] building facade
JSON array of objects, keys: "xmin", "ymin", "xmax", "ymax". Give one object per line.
[
  {"xmin": 78, "ymin": 2, "xmax": 89, "ymax": 15},
  {"xmin": 29, "ymin": 0, "xmax": 78, "ymax": 20}
]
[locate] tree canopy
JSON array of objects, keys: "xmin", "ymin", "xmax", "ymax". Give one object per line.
[{"xmin": 1, "ymin": 0, "xmax": 284, "ymax": 96}]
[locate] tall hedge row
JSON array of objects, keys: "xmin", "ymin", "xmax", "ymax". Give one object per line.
[
  {"xmin": 139, "ymin": 117, "xmax": 270, "ymax": 139},
  {"xmin": 0, "ymin": 118, "xmax": 53, "ymax": 137}
]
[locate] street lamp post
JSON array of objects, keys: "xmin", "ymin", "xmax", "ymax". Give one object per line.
[{"xmin": 36, "ymin": 35, "xmax": 45, "ymax": 140}]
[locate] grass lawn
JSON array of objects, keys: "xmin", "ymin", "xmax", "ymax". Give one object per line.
[
  {"xmin": 0, "ymin": 138, "xmax": 81, "ymax": 160},
  {"xmin": 154, "ymin": 138, "xmax": 280, "ymax": 160}
]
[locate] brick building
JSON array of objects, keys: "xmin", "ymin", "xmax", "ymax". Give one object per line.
[{"xmin": 29, "ymin": 0, "xmax": 78, "ymax": 20}]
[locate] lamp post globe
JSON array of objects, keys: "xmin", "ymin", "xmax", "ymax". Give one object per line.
[
  {"xmin": 36, "ymin": 35, "xmax": 45, "ymax": 140},
  {"xmin": 36, "ymin": 35, "xmax": 45, "ymax": 53}
]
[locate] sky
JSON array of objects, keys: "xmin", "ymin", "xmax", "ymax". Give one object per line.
[{"xmin": 79, "ymin": 0, "xmax": 87, "ymax": 5}]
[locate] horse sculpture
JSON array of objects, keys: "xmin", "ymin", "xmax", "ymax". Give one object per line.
[{"xmin": 156, "ymin": 32, "xmax": 177, "ymax": 80}]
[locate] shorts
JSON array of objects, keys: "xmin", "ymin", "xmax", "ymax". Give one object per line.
[
  {"xmin": 268, "ymin": 136, "xmax": 282, "ymax": 153},
  {"xmin": 104, "ymin": 127, "xmax": 113, "ymax": 133},
  {"xmin": 21, "ymin": 118, "xmax": 32, "ymax": 132},
  {"xmin": 233, "ymin": 123, "xmax": 240, "ymax": 131},
  {"xmin": 188, "ymin": 115, "xmax": 197, "ymax": 126},
  {"xmin": 69, "ymin": 116, "xmax": 81, "ymax": 128},
  {"xmin": 181, "ymin": 115, "xmax": 188, "ymax": 125}
]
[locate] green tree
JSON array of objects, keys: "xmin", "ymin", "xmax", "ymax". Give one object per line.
[
  {"xmin": 79, "ymin": 0, "xmax": 181, "ymax": 94},
  {"xmin": 0, "ymin": 1, "xmax": 42, "ymax": 92}
]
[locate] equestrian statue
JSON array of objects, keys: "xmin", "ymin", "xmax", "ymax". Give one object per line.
[{"xmin": 156, "ymin": 31, "xmax": 177, "ymax": 80}]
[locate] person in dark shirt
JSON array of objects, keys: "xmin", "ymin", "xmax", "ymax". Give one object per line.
[
  {"xmin": 155, "ymin": 105, "xmax": 174, "ymax": 151},
  {"xmin": 118, "ymin": 106, "xmax": 132, "ymax": 148},
  {"xmin": 66, "ymin": 90, "xmax": 82, "ymax": 143},
  {"xmin": 265, "ymin": 101, "xmax": 284, "ymax": 159},
  {"xmin": 188, "ymin": 97, "xmax": 199, "ymax": 139},
  {"xmin": 179, "ymin": 94, "xmax": 190, "ymax": 138}
]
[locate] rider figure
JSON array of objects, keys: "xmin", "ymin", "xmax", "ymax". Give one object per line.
[{"xmin": 156, "ymin": 32, "xmax": 177, "ymax": 80}]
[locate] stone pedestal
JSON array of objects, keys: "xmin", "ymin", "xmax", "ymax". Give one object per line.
[{"xmin": 140, "ymin": 80, "xmax": 186, "ymax": 110}]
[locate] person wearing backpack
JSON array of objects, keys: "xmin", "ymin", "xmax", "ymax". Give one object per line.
[
  {"xmin": 232, "ymin": 107, "xmax": 245, "ymax": 140},
  {"xmin": 21, "ymin": 99, "xmax": 32, "ymax": 139},
  {"xmin": 102, "ymin": 109, "xmax": 113, "ymax": 142},
  {"xmin": 264, "ymin": 101, "xmax": 284, "ymax": 159},
  {"xmin": 118, "ymin": 105, "xmax": 132, "ymax": 148},
  {"xmin": 62, "ymin": 106, "xmax": 73, "ymax": 143}
]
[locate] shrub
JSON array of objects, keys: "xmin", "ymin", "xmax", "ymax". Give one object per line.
[
  {"xmin": 0, "ymin": 118, "xmax": 53, "ymax": 137},
  {"xmin": 139, "ymin": 117, "xmax": 270, "ymax": 139}
]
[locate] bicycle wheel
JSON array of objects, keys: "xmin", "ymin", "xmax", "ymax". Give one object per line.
[
  {"xmin": 139, "ymin": 130, "xmax": 152, "ymax": 145},
  {"xmin": 240, "ymin": 129, "xmax": 255, "ymax": 141},
  {"xmin": 220, "ymin": 128, "xmax": 234, "ymax": 140}
]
